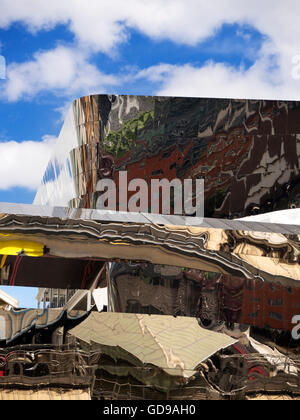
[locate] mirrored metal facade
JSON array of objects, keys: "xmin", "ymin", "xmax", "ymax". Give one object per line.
[
  {"xmin": 35, "ymin": 95, "xmax": 300, "ymax": 216},
  {"xmin": 1, "ymin": 94, "xmax": 300, "ymax": 400}
]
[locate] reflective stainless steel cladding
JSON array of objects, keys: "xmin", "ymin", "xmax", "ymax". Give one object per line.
[
  {"xmin": 35, "ymin": 95, "xmax": 300, "ymax": 217},
  {"xmin": 9, "ymin": 94, "xmax": 297, "ymax": 400}
]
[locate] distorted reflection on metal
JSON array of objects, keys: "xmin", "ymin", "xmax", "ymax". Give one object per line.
[
  {"xmin": 0, "ymin": 205, "xmax": 299, "ymax": 333},
  {"xmin": 1, "ymin": 94, "xmax": 300, "ymax": 400}
]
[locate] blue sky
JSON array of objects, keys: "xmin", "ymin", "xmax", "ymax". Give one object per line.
[{"xmin": 0, "ymin": 0, "xmax": 299, "ymax": 307}]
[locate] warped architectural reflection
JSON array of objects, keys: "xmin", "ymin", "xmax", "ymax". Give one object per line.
[
  {"xmin": 68, "ymin": 312, "xmax": 300, "ymax": 400},
  {"xmin": 1, "ymin": 94, "xmax": 300, "ymax": 400},
  {"xmin": 35, "ymin": 95, "xmax": 300, "ymax": 216},
  {"xmin": 0, "ymin": 205, "xmax": 299, "ymax": 331}
]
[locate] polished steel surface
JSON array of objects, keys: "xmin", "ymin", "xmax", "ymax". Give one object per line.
[
  {"xmin": 35, "ymin": 95, "xmax": 300, "ymax": 218},
  {"xmin": 7, "ymin": 94, "xmax": 299, "ymax": 399},
  {"xmin": 68, "ymin": 312, "xmax": 300, "ymax": 399},
  {"xmin": 32, "ymin": 95, "xmax": 300, "ymax": 334},
  {"xmin": 0, "ymin": 206, "xmax": 298, "ymax": 333},
  {"xmin": 1, "ymin": 310, "xmax": 300, "ymax": 400}
]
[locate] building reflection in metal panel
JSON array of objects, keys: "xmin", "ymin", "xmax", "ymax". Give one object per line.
[
  {"xmin": 27, "ymin": 94, "xmax": 300, "ymax": 399},
  {"xmin": 35, "ymin": 95, "xmax": 300, "ymax": 217},
  {"xmin": 0, "ymin": 206, "xmax": 297, "ymax": 336}
]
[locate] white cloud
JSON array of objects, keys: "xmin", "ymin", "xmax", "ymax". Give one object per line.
[
  {"xmin": 2, "ymin": 45, "xmax": 119, "ymax": 102},
  {"xmin": 1, "ymin": 1, "xmax": 300, "ymax": 197},
  {"xmin": 0, "ymin": 135, "xmax": 56, "ymax": 190},
  {"xmin": 0, "ymin": 1, "xmax": 300, "ymax": 102},
  {"xmin": 134, "ymin": 39, "xmax": 300, "ymax": 101},
  {"xmin": 0, "ymin": 1, "xmax": 266, "ymax": 50},
  {"xmin": 0, "ymin": 0, "xmax": 298, "ymax": 52}
]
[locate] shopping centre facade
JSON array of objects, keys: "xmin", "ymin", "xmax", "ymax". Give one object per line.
[{"xmin": 0, "ymin": 94, "xmax": 300, "ymax": 399}]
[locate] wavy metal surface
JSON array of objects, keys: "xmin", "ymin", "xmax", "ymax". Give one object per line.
[
  {"xmin": 0, "ymin": 205, "xmax": 298, "ymax": 333},
  {"xmin": 11, "ymin": 94, "xmax": 300, "ymax": 399},
  {"xmin": 35, "ymin": 95, "xmax": 300, "ymax": 217},
  {"xmin": 32, "ymin": 94, "xmax": 300, "ymax": 335},
  {"xmin": 0, "ymin": 345, "xmax": 93, "ymax": 398},
  {"xmin": 0, "ymin": 307, "xmax": 88, "ymax": 345},
  {"xmin": 1, "ymin": 311, "xmax": 300, "ymax": 400},
  {"xmin": 68, "ymin": 313, "xmax": 300, "ymax": 400}
]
